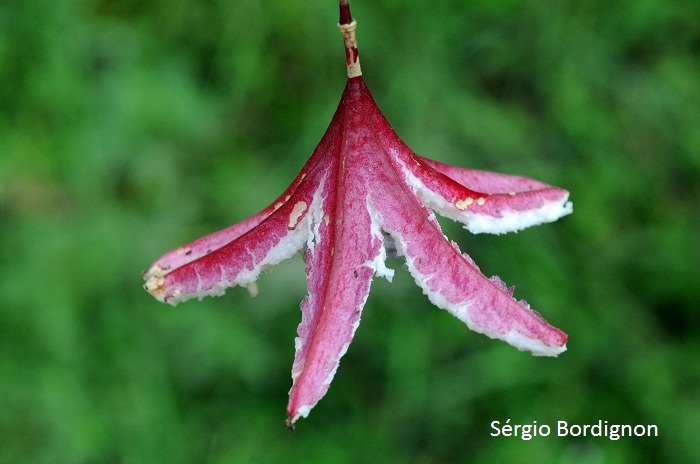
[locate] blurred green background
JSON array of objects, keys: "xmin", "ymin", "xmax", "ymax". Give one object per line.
[{"xmin": 1, "ymin": 0, "xmax": 698, "ymax": 462}]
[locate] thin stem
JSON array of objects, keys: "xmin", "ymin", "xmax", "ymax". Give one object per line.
[
  {"xmin": 338, "ymin": 0, "xmax": 362, "ymax": 78},
  {"xmin": 339, "ymin": 0, "xmax": 353, "ymax": 25}
]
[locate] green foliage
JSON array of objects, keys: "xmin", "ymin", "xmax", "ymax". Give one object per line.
[{"xmin": 1, "ymin": 0, "xmax": 698, "ymax": 462}]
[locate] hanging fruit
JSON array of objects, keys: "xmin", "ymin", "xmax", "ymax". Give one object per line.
[{"xmin": 144, "ymin": 0, "xmax": 572, "ymax": 429}]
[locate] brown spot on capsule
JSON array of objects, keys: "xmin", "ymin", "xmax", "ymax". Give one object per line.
[
  {"xmin": 288, "ymin": 201, "xmax": 308, "ymax": 229},
  {"xmin": 456, "ymin": 197, "xmax": 474, "ymax": 210}
]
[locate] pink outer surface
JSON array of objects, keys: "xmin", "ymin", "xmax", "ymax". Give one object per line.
[{"xmin": 144, "ymin": 77, "xmax": 572, "ymax": 427}]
